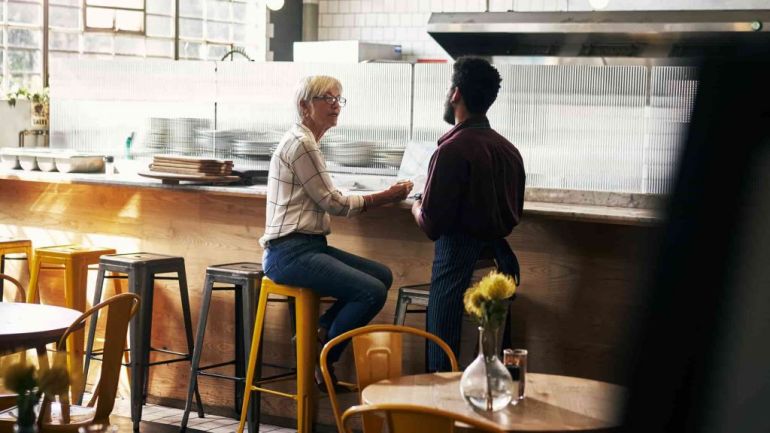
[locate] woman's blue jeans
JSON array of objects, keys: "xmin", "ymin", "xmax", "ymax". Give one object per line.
[{"xmin": 263, "ymin": 234, "xmax": 392, "ymax": 364}]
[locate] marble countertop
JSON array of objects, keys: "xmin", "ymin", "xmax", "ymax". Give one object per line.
[{"xmin": 0, "ymin": 169, "xmax": 662, "ymax": 226}]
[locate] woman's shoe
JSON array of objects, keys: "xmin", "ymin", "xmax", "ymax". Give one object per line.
[{"xmin": 314, "ymin": 363, "xmax": 352, "ymax": 394}]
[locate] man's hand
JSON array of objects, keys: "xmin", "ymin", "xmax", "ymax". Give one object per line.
[{"xmin": 411, "ymin": 197, "xmax": 422, "ymax": 222}]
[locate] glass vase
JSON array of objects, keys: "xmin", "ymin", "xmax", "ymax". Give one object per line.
[
  {"xmin": 13, "ymin": 391, "xmax": 39, "ymax": 433},
  {"xmin": 460, "ymin": 326, "xmax": 514, "ymax": 411}
]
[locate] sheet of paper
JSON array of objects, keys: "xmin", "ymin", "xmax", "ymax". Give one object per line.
[{"xmin": 397, "ymin": 140, "xmax": 437, "ymax": 197}]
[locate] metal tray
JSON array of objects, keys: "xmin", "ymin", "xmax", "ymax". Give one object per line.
[{"xmin": 54, "ymin": 154, "xmax": 105, "ymax": 173}]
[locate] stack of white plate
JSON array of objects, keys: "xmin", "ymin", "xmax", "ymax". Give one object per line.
[
  {"xmin": 231, "ymin": 139, "xmax": 276, "ymax": 160},
  {"xmin": 146, "ymin": 117, "xmax": 171, "ymax": 151},
  {"xmin": 195, "ymin": 129, "xmax": 237, "ymax": 154},
  {"xmin": 373, "ymin": 147, "xmax": 405, "ymax": 168},
  {"xmin": 145, "ymin": 117, "xmax": 212, "ymax": 154},
  {"xmin": 324, "ymin": 139, "xmax": 376, "ymax": 167}
]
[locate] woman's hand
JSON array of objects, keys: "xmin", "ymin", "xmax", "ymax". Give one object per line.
[
  {"xmin": 385, "ymin": 180, "xmax": 414, "ymax": 201},
  {"xmin": 363, "ymin": 180, "xmax": 414, "ymax": 211}
]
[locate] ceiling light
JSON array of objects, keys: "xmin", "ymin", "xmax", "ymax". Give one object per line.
[{"xmin": 266, "ymin": 0, "xmax": 284, "ymax": 11}]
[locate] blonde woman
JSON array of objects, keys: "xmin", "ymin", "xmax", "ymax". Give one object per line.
[{"xmin": 259, "ymin": 75, "xmax": 413, "ymax": 390}]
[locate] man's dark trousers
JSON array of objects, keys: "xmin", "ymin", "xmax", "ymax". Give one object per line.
[{"xmin": 426, "ymin": 232, "xmax": 520, "ymax": 372}]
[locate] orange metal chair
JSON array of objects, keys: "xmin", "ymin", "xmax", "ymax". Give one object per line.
[
  {"xmin": 320, "ymin": 324, "xmax": 459, "ymax": 433},
  {"xmin": 0, "ymin": 274, "xmax": 26, "ymax": 303},
  {"xmin": 42, "ymin": 293, "xmax": 139, "ymax": 432},
  {"xmin": 341, "ymin": 403, "xmax": 503, "ymax": 433}
]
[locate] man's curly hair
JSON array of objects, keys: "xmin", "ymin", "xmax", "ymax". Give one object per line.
[{"xmin": 451, "ymin": 56, "xmax": 501, "ymax": 114}]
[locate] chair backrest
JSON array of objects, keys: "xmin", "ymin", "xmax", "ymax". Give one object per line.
[
  {"xmin": 341, "ymin": 403, "xmax": 503, "ymax": 433},
  {"xmin": 0, "ymin": 274, "xmax": 26, "ymax": 302},
  {"xmin": 320, "ymin": 324, "xmax": 458, "ymax": 433},
  {"xmin": 42, "ymin": 293, "xmax": 140, "ymax": 426}
]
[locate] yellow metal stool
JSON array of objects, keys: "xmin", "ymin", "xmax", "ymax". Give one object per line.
[
  {"xmin": 237, "ymin": 276, "xmax": 319, "ymax": 433},
  {"xmin": 27, "ymin": 244, "xmax": 117, "ymax": 402},
  {"xmin": 0, "ymin": 238, "xmax": 33, "ymax": 301}
]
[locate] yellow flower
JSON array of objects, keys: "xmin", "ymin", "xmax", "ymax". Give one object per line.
[
  {"xmin": 1, "ymin": 360, "xmax": 37, "ymax": 394},
  {"xmin": 476, "ymin": 271, "xmax": 516, "ymax": 301},
  {"xmin": 39, "ymin": 364, "xmax": 70, "ymax": 396},
  {"xmin": 463, "ymin": 284, "xmax": 485, "ymax": 319}
]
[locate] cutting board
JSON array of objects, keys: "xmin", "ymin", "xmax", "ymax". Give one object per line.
[{"xmin": 138, "ymin": 170, "xmax": 240, "ymax": 185}]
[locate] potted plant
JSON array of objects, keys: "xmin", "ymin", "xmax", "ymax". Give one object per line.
[{"xmin": 6, "ymin": 86, "xmax": 50, "ymax": 129}]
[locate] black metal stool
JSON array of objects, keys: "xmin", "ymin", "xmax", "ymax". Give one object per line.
[
  {"xmin": 83, "ymin": 252, "xmax": 202, "ymax": 432},
  {"xmin": 180, "ymin": 262, "xmax": 296, "ymax": 433},
  {"xmin": 393, "ymin": 256, "xmax": 498, "ymax": 326}
]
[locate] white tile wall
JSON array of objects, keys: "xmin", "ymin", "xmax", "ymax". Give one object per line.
[{"xmin": 317, "ymin": 0, "xmax": 767, "ymax": 61}]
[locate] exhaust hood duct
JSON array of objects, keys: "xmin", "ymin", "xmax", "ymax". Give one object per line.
[{"xmin": 427, "ymin": 10, "xmax": 770, "ymax": 58}]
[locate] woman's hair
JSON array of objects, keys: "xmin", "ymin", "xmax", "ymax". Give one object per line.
[{"xmin": 294, "ymin": 75, "xmax": 343, "ymax": 121}]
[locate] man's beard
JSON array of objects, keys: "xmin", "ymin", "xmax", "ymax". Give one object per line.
[{"xmin": 443, "ymin": 95, "xmax": 455, "ymax": 125}]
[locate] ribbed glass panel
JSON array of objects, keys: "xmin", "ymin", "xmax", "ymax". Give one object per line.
[
  {"xmin": 48, "ymin": 58, "xmax": 694, "ymax": 194},
  {"xmin": 413, "ymin": 63, "xmax": 649, "ymax": 193},
  {"xmin": 216, "ymin": 62, "xmax": 412, "ymax": 174},
  {"xmin": 50, "ymin": 58, "xmax": 216, "ymax": 161},
  {"xmin": 645, "ymin": 66, "xmax": 698, "ymax": 194}
]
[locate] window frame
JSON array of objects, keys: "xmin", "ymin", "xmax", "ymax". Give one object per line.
[{"xmin": 82, "ymin": 0, "xmax": 146, "ymax": 36}]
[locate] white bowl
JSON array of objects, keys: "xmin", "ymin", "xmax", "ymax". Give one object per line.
[
  {"xmin": 0, "ymin": 153, "xmax": 20, "ymax": 170},
  {"xmin": 18, "ymin": 155, "xmax": 39, "ymax": 171},
  {"xmin": 36, "ymin": 155, "xmax": 57, "ymax": 172}
]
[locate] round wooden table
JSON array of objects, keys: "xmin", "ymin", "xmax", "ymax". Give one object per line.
[
  {"xmin": 0, "ymin": 303, "xmax": 82, "ymax": 355},
  {"xmin": 362, "ymin": 372, "xmax": 627, "ymax": 432}
]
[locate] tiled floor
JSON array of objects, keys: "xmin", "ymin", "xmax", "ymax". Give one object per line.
[{"xmin": 111, "ymin": 398, "xmax": 295, "ymax": 433}]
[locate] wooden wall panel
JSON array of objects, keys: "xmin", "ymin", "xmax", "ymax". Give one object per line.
[{"xmin": 0, "ymin": 179, "xmax": 657, "ymax": 427}]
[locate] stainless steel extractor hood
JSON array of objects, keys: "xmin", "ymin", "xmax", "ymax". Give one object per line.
[{"xmin": 427, "ymin": 10, "xmax": 770, "ymax": 58}]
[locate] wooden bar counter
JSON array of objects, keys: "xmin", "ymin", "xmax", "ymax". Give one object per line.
[{"xmin": 0, "ymin": 171, "xmax": 660, "ymax": 427}]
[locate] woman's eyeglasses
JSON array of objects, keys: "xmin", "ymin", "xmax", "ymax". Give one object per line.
[{"xmin": 313, "ymin": 95, "xmax": 347, "ymax": 107}]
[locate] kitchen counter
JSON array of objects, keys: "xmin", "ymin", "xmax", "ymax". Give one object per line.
[
  {"xmin": 0, "ymin": 171, "xmax": 657, "ymax": 424},
  {"xmin": 0, "ymin": 169, "xmax": 663, "ymax": 226}
]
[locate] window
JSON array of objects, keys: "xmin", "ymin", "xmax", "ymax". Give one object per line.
[
  {"xmin": 0, "ymin": 0, "xmax": 266, "ymax": 94},
  {"xmin": 1, "ymin": 1, "xmax": 44, "ymax": 91},
  {"xmin": 84, "ymin": 0, "xmax": 145, "ymax": 34}
]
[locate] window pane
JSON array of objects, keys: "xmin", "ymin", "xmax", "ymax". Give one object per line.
[
  {"xmin": 50, "ymin": 5, "xmax": 80, "ymax": 29},
  {"xmin": 180, "ymin": 18, "xmax": 203, "ymax": 39},
  {"xmin": 206, "ymin": 43, "xmax": 229, "ymax": 60},
  {"xmin": 87, "ymin": 0, "xmax": 143, "ymax": 9},
  {"xmin": 115, "ymin": 35, "xmax": 145, "ymax": 55},
  {"xmin": 86, "ymin": 7, "xmax": 115, "ymax": 29},
  {"xmin": 8, "ymin": 28, "xmax": 41, "ymax": 48},
  {"xmin": 115, "ymin": 10, "xmax": 143, "ymax": 32},
  {"xmin": 8, "ymin": 50, "xmax": 41, "ymax": 73},
  {"xmin": 51, "ymin": 0, "xmax": 81, "ymax": 6},
  {"xmin": 8, "ymin": 2, "xmax": 42, "ymax": 25},
  {"xmin": 147, "ymin": 0, "xmax": 173, "ymax": 15},
  {"xmin": 232, "ymin": 3, "xmax": 248, "ymax": 22},
  {"xmin": 10, "ymin": 73, "xmax": 43, "ymax": 90},
  {"xmin": 146, "ymin": 38, "xmax": 173, "ymax": 57},
  {"xmin": 207, "ymin": 0, "xmax": 230, "ymax": 21},
  {"xmin": 179, "ymin": 41, "xmax": 204, "ymax": 59},
  {"xmin": 233, "ymin": 24, "xmax": 257, "ymax": 44},
  {"xmin": 180, "ymin": 0, "xmax": 203, "ymax": 18},
  {"xmin": 83, "ymin": 33, "xmax": 113, "ymax": 53},
  {"xmin": 146, "ymin": 14, "xmax": 173, "ymax": 37},
  {"xmin": 50, "ymin": 31, "xmax": 80, "ymax": 51},
  {"xmin": 50, "ymin": 51, "xmax": 80, "ymax": 68},
  {"xmin": 207, "ymin": 21, "xmax": 230, "ymax": 42}
]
